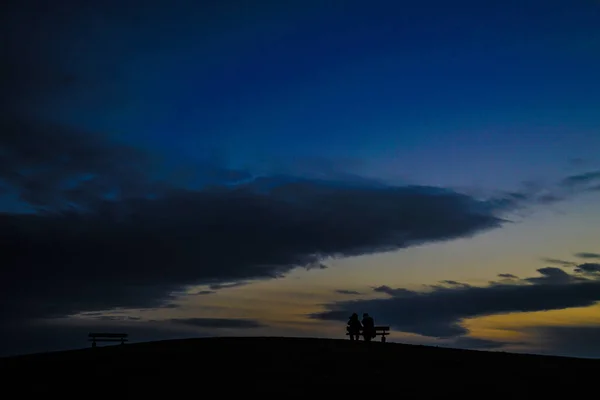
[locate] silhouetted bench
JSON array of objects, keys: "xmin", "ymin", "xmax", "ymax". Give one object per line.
[
  {"xmin": 89, "ymin": 333, "xmax": 128, "ymax": 348},
  {"xmin": 346, "ymin": 326, "xmax": 390, "ymax": 342}
]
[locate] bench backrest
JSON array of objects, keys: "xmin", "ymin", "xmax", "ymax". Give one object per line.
[
  {"xmin": 88, "ymin": 333, "xmax": 128, "ymax": 338},
  {"xmin": 346, "ymin": 326, "xmax": 389, "ymax": 333}
]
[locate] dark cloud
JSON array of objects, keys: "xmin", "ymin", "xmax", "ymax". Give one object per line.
[
  {"xmin": 497, "ymin": 273, "xmax": 518, "ymax": 279},
  {"xmin": 431, "ymin": 280, "xmax": 472, "ymax": 289},
  {"xmin": 208, "ymin": 282, "xmax": 249, "ymax": 290},
  {"xmin": 0, "ymin": 144, "xmax": 510, "ymax": 329},
  {"xmin": 560, "ymin": 171, "xmax": 600, "ymax": 188},
  {"xmin": 305, "ymin": 261, "xmax": 329, "ymax": 270},
  {"xmin": 373, "ymin": 285, "xmax": 417, "ymax": 297},
  {"xmin": 335, "ymin": 290, "xmax": 362, "ymax": 295},
  {"xmin": 94, "ymin": 315, "xmax": 142, "ymax": 321},
  {"xmin": 193, "ymin": 291, "xmax": 216, "ymax": 296},
  {"xmin": 575, "ymin": 252, "xmax": 600, "ymax": 260},
  {"xmin": 493, "ymin": 171, "xmax": 600, "ymax": 212},
  {"xmin": 523, "ymin": 267, "xmax": 585, "ymax": 285},
  {"xmin": 574, "ymin": 263, "xmax": 600, "ymax": 275},
  {"xmin": 0, "ymin": 118, "xmax": 169, "ymax": 211},
  {"xmin": 441, "ymin": 280, "xmax": 462, "ymax": 286},
  {"xmin": 169, "ymin": 318, "xmax": 265, "ymax": 329},
  {"xmin": 540, "ymin": 258, "xmax": 577, "ymax": 267},
  {"xmin": 311, "ymin": 261, "xmax": 600, "ymax": 339}
]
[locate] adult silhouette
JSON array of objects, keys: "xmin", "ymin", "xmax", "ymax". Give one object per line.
[
  {"xmin": 361, "ymin": 313, "xmax": 375, "ymax": 342},
  {"xmin": 347, "ymin": 313, "xmax": 362, "ymax": 341}
]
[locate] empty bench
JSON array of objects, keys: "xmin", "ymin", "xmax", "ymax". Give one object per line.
[
  {"xmin": 346, "ymin": 326, "xmax": 390, "ymax": 342},
  {"xmin": 89, "ymin": 333, "xmax": 128, "ymax": 348}
]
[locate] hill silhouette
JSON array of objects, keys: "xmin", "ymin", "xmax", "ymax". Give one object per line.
[{"xmin": 1, "ymin": 337, "xmax": 597, "ymax": 395}]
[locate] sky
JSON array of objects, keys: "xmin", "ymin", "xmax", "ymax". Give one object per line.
[{"xmin": 1, "ymin": 0, "xmax": 600, "ymax": 358}]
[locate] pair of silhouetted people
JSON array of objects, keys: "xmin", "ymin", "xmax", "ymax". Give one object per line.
[{"xmin": 347, "ymin": 312, "xmax": 375, "ymax": 341}]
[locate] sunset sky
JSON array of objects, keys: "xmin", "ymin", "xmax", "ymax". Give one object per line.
[{"xmin": 2, "ymin": 0, "xmax": 600, "ymax": 358}]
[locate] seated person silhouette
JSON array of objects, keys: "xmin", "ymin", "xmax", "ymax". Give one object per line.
[
  {"xmin": 361, "ymin": 313, "xmax": 375, "ymax": 342},
  {"xmin": 347, "ymin": 313, "xmax": 362, "ymax": 341}
]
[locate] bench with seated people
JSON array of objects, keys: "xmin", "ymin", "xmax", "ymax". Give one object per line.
[
  {"xmin": 346, "ymin": 326, "xmax": 390, "ymax": 342},
  {"xmin": 88, "ymin": 332, "xmax": 129, "ymax": 348}
]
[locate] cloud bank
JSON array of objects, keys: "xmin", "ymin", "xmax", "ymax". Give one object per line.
[
  {"xmin": 311, "ymin": 256, "xmax": 600, "ymax": 342},
  {"xmin": 0, "ymin": 161, "xmax": 509, "ymax": 326}
]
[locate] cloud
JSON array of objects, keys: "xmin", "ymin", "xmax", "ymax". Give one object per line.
[
  {"xmin": 335, "ymin": 290, "xmax": 362, "ymax": 295},
  {"xmin": 305, "ymin": 261, "xmax": 329, "ymax": 270},
  {"xmin": 430, "ymin": 280, "xmax": 472, "ymax": 289},
  {"xmin": 574, "ymin": 263, "xmax": 600, "ymax": 275},
  {"xmin": 208, "ymin": 282, "xmax": 249, "ymax": 290},
  {"xmin": 168, "ymin": 318, "xmax": 265, "ymax": 329},
  {"xmin": 373, "ymin": 285, "xmax": 417, "ymax": 297},
  {"xmin": 193, "ymin": 290, "xmax": 216, "ymax": 296},
  {"xmin": 560, "ymin": 171, "xmax": 600, "ymax": 188},
  {"xmin": 540, "ymin": 258, "xmax": 577, "ymax": 267},
  {"xmin": 93, "ymin": 315, "xmax": 142, "ymax": 321},
  {"xmin": 523, "ymin": 267, "xmax": 585, "ymax": 285},
  {"xmin": 491, "ymin": 170, "xmax": 600, "ymax": 212},
  {"xmin": 0, "ymin": 118, "xmax": 169, "ymax": 211},
  {"xmin": 0, "ymin": 125, "xmax": 512, "ymax": 328},
  {"xmin": 575, "ymin": 252, "xmax": 600, "ymax": 260},
  {"xmin": 310, "ymin": 259, "xmax": 600, "ymax": 339}
]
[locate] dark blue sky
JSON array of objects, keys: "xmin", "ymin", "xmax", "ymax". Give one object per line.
[{"xmin": 8, "ymin": 0, "xmax": 599, "ymax": 192}]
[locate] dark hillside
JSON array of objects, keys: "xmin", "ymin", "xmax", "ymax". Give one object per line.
[{"xmin": 1, "ymin": 337, "xmax": 597, "ymax": 395}]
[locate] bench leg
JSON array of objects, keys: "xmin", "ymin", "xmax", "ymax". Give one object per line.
[
  {"xmin": 381, "ymin": 336, "xmax": 386, "ymax": 343},
  {"xmin": 92, "ymin": 340, "xmax": 97, "ymax": 348}
]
